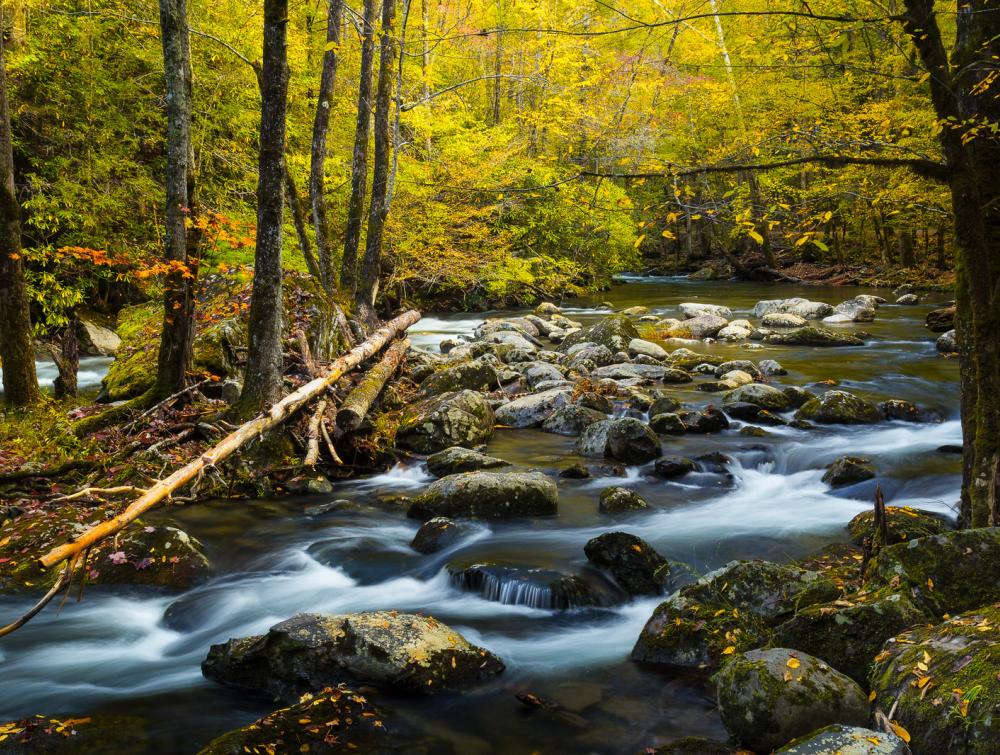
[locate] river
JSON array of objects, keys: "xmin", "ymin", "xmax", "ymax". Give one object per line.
[{"xmin": 0, "ymin": 277, "xmax": 961, "ymax": 753}]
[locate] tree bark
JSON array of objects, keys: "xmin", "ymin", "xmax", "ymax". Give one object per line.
[
  {"xmin": 284, "ymin": 161, "xmax": 322, "ymax": 280},
  {"xmin": 311, "ymin": 0, "xmax": 344, "ymax": 291},
  {"xmin": 357, "ymin": 0, "xmax": 397, "ymax": 323},
  {"xmin": 341, "ymin": 0, "xmax": 379, "ymax": 296},
  {"xmin": 235, "ymin": 0, "xmax": 290, "ymax": 419},
  {"xmin": 901, "ymin": 0, "xmax": 1000, "ymax": 526},
  {"xmin": 50, "ymin": 314, "xmax": 79, "ymax": 399},
  {"xmin": 154, "ymin": 0, "xmax": 199, "ymax": 399},
  {"xmin": 336, "ymin": 337, "xmax": 408, "ymax": 430},
  {"xmin": 39, "ymin": 310, "xmax": 421, "ymax": 573},
  {"xmin": 0, "ymin": 29, "xmax": 38, "ymax": 407}
]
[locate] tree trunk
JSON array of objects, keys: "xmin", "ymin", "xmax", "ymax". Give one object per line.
[
  {"xmin": 310, "ymin": 0, "xmax": 344, "ymax": 292},
  {"xmin": 491, "ymin": 0, "xmax": 503, "ymax": 125},
  {"xmin": 284, "ymin": 161, "xmax": 322, "ymax": 280},
  {"xmin": 340, "ymin": 0, "xmax": 378, "ymax": 296},
  {"xmin": 235, "ymin": 0, "xmax": 290, "ymax": 419},
  {"xmin": 0, "ymin": 29, "xmax": 38, "ymax": 407},
  {"xmin": 51, "ymin": 314, "xmax": 79, "ymax": 399},
  {"xmin": 901, "ymin": 0, "xmax": 1000, "ymax": 526},
  {"xmin": 356, "ymin": 0, "xmax": 397, "ymax": 323},
  {"xmin": 154, "ymin": 0, "xmax": 199, "ymax": 399}
]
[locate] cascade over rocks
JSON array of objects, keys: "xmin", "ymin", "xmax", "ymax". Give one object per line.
[
  {"xmin": 202, "ymin": 612, "xmax": 504, "ymax": 699},
  {"xmin": 448, "ymin": 563, "xmax": 622, "ymax": 609}
]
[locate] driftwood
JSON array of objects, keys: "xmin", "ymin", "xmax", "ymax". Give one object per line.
[
  {"xmin": 303, "ymin": 399, "xmax": 328, "ymax": 467},
  {"xmin": 336, "ymin": 338, "xmax": 410, "ymax": 431},
  {"xmin": 39, "ymin": 309, "xmax": 421, "ymax": 571}
]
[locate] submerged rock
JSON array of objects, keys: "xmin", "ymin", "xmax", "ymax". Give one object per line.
[
  {"xmin": 653, "ymin": 456, "xmax": 697, "ymax": 479},
  {"xmin": 202, "ymin": 612, "xmax": 504, "ymax": 698},
  {"xmin": 406, "ymin": 471, "xmax": 558, "ymax": 520},
  {"xmin": 869, "ymin": 604, "xmax": 1000, "ymax": 755},
  {"xmin": 714, "ymin": 648, "xmax": 869, "ymax": 754},
  {"xmin": 396, "ymin": 390, "xmax": 496, "ymax": 453},
  {"xmin": 425, "ymin": 446, "xmax": 510, "ymax": 477},
  {"xmin": 598, "ymin": 486, "xmax": 649, "ymax": 514},
  {"xmin": 796, "ymin": 390, "xmax": 881, "ymax": 424},
  {"xmin": 822, "ymin": 456, "xmax": 876, "ymax": 487},
  {"xmin": 774, "ymin": 725, "xmax": 911, "ymax": 755}
]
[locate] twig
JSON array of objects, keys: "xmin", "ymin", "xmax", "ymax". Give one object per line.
[
  {"xmin": 320, "ymin": 416, "xmax": 344, "ymax": 465},
  {"xmin": 123, "ymin": 379, "xmax": 212, "ymax": 432},
  {"xmin": 304, "ymin": 400, "xmax": 328, "ymax": 467},
  {"xmin": 0, "ymin": 560, "xmax": 74, "ymax": 639},
  {"xmin": 51, "ymin": 486, "xmax": 147, "ymax": 503}
]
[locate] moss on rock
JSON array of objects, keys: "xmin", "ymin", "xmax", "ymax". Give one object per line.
[
  {"xmin": 796, "ymin": 390, "xmax": 881, "ymax": 424},
  {"xmin": 847, "ymin": 506, "xmax": 950, "ymax": 546},
  {"xmin": 396, "ymin": 390, "xmax": 496, "ymax": 453}
]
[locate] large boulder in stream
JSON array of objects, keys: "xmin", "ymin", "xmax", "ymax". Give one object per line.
[
  {"xmin": 396, "ymin": 390, "xmax": 495, "ymax": 453},
  {"xmin": 754, "ymin": 298, "xmax": 834, "ymax": 320},
  {"xmin": 796, "ymin": 390, "xmax": 881, "ymax": 424},
  {"xmin": 584, "ymin": 532, "xmax": 679, "ymax": 595},
  {"xmin": 631, "ymin": 560, "xmax": 839, "ymax": 671},
  {"xmin": 541, "ymin": 404, "xmax": 606, "ymax": 436},
  {"xmin": 202, "ymin": 612, "xmax": 504, "ymax": 699},
  {"xmin": 822, "ymin": 456, "xmax": 876, "ymax": 487},
  {"xmin": 425, "ymin": 446, "xmax": 510, "ymax": 477},
  {"xmin": 575, "ymin": 418, "xmax": 661, "ymax": 462},
  {"xmin": 723, "ymin": 383, "xmax": 792, "ymax": 412},
  {"xmin": 846, "ymin": 506, "xmax": 950, "ymax": 546},
  {"xmin": 715, "ymin": 648, "xmax": 869, "ymax": 754},
  {"xmin": 494, "ymin": 388, "xmax": 571, "ymax": 428},
  {"xmin": 559, "ymin": 314, "xmax": 639, "ymax": 353},
  {"xmin": 598, "ymin": 486, "xmax": 649, "ymax": 514},
  {"xmin": 417, "ymin": 358, "xmax": 498, "ymax": 395},
  {"xmin": 764, "ymin": 326, "xmax": 864, "ymax": 347},
  {"xmin": 925, "ymin": 305, "xmax": 955, "ymax": 333},
  {"xmin": 869, "ymin": 604, "xmax": 1000, "ymax": 754},
  {"xmin": 406, "ymin": 471, "xmax": 558, "ymax": 520}
]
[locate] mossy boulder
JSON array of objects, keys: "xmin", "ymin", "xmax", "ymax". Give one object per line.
[
  {"xmin": 869, "ymin": 604, "xmax": 1000, "ymax": 754},
  {"xmin": 653, "ymin": 456, "xmax": 697, "ymax": 479},
  {"xmin": 396, "ymin": 390, "xmax": 496, "ymax": 453},
  {"xmin": 598, "ymin": 486, "xmax": 649, "ymax": 514},
  {"xmin": 723, "ymin": 383, "xmax": 793, "ymax": 411},
  {"xmin": 559, "ymin": 314, "xmax": 639, "ymax": 353},
  {"xmin": 541, "ymin": 404, "xmax": 607, "ymax": 436},
  {"xmin": 631, "ymin": 561, "xmax": 839, "ymax": 671},
  {"xmin": 0, "ymin": 505, "xmax": 210, "ymax": 593},
  {"xmin": 418, "ymin": 358, "xmax": 498, "ymax": 396},
  {"xmin": 866, "ymin": 527, "xmax": 1000, "ymax": 616},
  {"xmin": 774, "ymin": 725, "xmax": 911, "ymax": 754},
  {"xmin": 584, "ymin": 531, "xmax": 682, "ymax": 595},
  {"xmin": 0, "ymin": 715, "xmax": 150, "ymax": 754},
  {"xmin": 198, "ymin": 686, "xmax": 395, "ymax": 755},
  {"xmin": 796, "ymin": 390, "xmax": 881, "ymax": 424},
  {"xmin": 494, "ymin": 388, "xmax": 572, "ymax": 428},
  {"xmin": 764, "ymin": 326, "xmax": 864, "ymax": 347},
  {"xmin": 847, "ymin": 506, "xmax": 950, "ymax": 546},
  {"xmin": 607, "ymin": 417, "xmax": 661, "ymax": 462},
  {"xmin": 410, "ymin": 517, "xmax": 469, "ymax": 554},
  {"xmin": 823, "ymin": 456, "xmax": 876, "ymax": 487},
  {"xmin": 773, "ymin": 588, "xmax": 929, "ymax": 685},
  {"xmin": 649, "ymin": 412, "xmax": 686, "ymax": 434},
  {"xmin": 714, "ymin": 648, "xmax": 869, "ymax": 753},
  {"xmin": 202, "ymin": 611, "xmax": 504, "ymax": 699},
  {"xmin": 425, "ymin": 446, "xmax": 510, "ymax": 477},
  {"xmin": 406, "ymin": 471, "xmax": 558, "ymax": 520}
]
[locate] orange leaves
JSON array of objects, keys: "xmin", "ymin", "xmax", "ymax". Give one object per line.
[{"xmin": 889, "ymin": 722, "xmax": 911, "ymax": 743}]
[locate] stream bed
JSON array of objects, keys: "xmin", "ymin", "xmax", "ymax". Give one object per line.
[{"xmin": 0, "ymin": 277, "xmax": 961, "ymax": 753}]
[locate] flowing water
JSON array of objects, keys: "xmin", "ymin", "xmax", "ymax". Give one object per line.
[{"xmin": 0, "ymin": 278, "xmax": 961, "ymax": 753}]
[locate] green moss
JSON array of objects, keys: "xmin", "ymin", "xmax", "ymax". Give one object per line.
[{"xmin": 847, "ymin": 506, "xmax": 950, "ymax": 546}]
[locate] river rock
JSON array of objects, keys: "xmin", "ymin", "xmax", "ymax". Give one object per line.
[
  {"xmin": 407, "ymin": 471, "xmax": 558, "ymax": 521},
  {"xmin": 878, "ymin": 399, "xmax": 923, "ymax": 422},
  {"xmin": 678, "ymin": 302, "xmax": 733, "ymax": 320},
  {"xmin": 724, "ymin": 383, "xmax": 792, "ymax": 411},
  {"xmin": 425, "ymin": 446, "xmax": 510, "ymax": 477},
  {"xmin": 566, "ymin": 343, "xmax": 615, "ymax": 368},
  {"xmin": 823, "ymin": 313, "xmax": 855, "ymax": 324},
  {"xmin": 653, "ymin": 456, "xmax": 697, "ymax": 479},
  {"xmin": 410, "ymin": 517, "xmax": 470, "ymax": 554},
  {"xmin": 867, "ymin": 527, "xmax": 1000, "ymax": 616},
  {"xmin": 520, "ymin": 361, "xmax": 565, "ymax": 389},
  {"xmin": 822, "ymin": 456, "xmax": 876, "ymax": 487},
  {"xmin": 833, "ymin": 298, "xmax": 877, "ymax": 322},
  {"xmin": 796, "ymin": 390, "xmax": 880, "ymax": 424},
  {"xmin": 754, "ymin": 298, "xmax": 834, "ymax": 320},
  {"xmin": 534, "ymin": 301, "xmax": 561, "ymax": 316},
  {"xmin": 560, "ymin": 314, "xmax": 639, "ymax": 353},
  {"xmin": 598, "ymin": 486, "xmax": 649, "ymax": 514},
  {"xmin": 77, "ymin": 318, "xmax": 122, "ymax": 356},
  {"xmin": 869, "ymin": 604, "xmax": 1000, "ymax": 754},
  {"xmin": 936, "ymin": 329, "xmax": 957, "ymax": 354},
  {"xmin": 579, "ymin": 390, "xmax": 615, "ymax": 413},
  {"xmin": 648, "ymin": 395, "xmax": 681, "ymax": 416},
  {"xmin": 202, "ymin": 612, "xmax": 504, "ymax": 699},
  {"xmin": 480, "ymin": 331, "xmax": 538, "ymax": 352},
  {"xmin": 396, "ymin": 390, "xmax": 496, "ymax": 453},
  {"xmin": 714, "ymin": 648, "xmax": 869, "ymax": 754},
  {"xmin": 678, "ymin": 407, "xmax": 730, "ymax": 433},
  {"xmin": 419, "ymin": 358, "xmax": 498, "ymax": 396},
  {"xmin": 575, "ymin": 420, "xmax": 614, "ymax": 457},
  {"xmin": 715, "ymin": 359, "xmax": 762, "ymax": 379},
  {"xmin": 649, "ymin": 413, "xmax": 686, "ymax": 434},
  {"xmin": 494, "ymin": 388, "xmax": 571, "ymax": 428},
  {"xmin": 584, "ymin": 532, "xmax": 669, "ymax": 595},
  {"xmin": 774, "ymin": 725, "xmax": 911, "ymax": 755},
  {"xmin": 628, "ymin": 338, "xmax": 668, "ymax": 360},
  {"xmin": 783, "ymin": 385, "xmax": 816, "ymax": 408},
  {"xmin": 198, "ymin": 686, "xmax": 393, "ymax": 754},
  {"xmin": 847, "ymin": 506, "xmax": 949, "ymax": 546},
  {"xmin": 773, "ymin": 589, "xmax": 928, "ymax": 685},
  {"xmin": 607, "ymin": 417, "xmax": 661, "ymax": 462},
  {"xmin": 631, "ymin": 561, "xmax": 839, "ymax": 670},
  {"xmin": 762, "ymin": 312, "xmax": 808, "ymax": 328},
  {"xmin": 925, "ymin": 305, "xmax": 955, "ymax": 332},
  {"xmin": 449, "ymin": 563, "xmax": 618, "ymax": 609},
  {"xmin": 895, "ymin": 293, "xmax": 919, "ymax": 305},
  {"xmin": 765, "ymin": 326, "xmax": 864, "ymax": 347},
  {"xmin": 664, "ymin": 314, "xmax": 728, "ymax": 339},
  {"xmin": 717, "ymin": 322, "xmax": 753, "ymax": 341},
  {"xmin": 590, "ymin": 363, "xmax": 670, "ymax": 382},
  {"xmin": 541, "ymin": 404, "xmax": 607, "ymax": 436}
]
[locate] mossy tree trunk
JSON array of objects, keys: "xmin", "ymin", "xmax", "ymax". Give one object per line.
[
  {"xmin": 0, "ymin": 29, "xmax": 38, "ymax": 407},
  {"xmin": 901, "ymin": 0, "xmax": 1000, "ymax": 526},
  {"xmin": 235, "ymin": 0, "xmax": 289, "ymax": 419},
  {"xmin": 336, "ymin": 337, "xmax": 408, "ymax": 430},
  {"xmin": 356, "ymin": 0, "xmax": 397, "ymax": 324},
  {"xmin": 155, "ymin": 0, "xmax": 199, "ymax": 398},
  {"xmin": 340, "ymin": 0, "xmax": 378, "ymax": 297}
]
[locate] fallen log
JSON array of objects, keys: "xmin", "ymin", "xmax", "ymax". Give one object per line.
[
  {"xmin": 39, "ymin": 310, "xmax": 421, "ymax": 571},
  {"xmin": 336, "ymin": 338, "xmax": 410, "ymax": 432}
]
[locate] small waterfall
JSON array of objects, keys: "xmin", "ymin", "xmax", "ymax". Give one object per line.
[{"xmin": 450, "ymin": 564, "xmax": 620, "ymax": 610}]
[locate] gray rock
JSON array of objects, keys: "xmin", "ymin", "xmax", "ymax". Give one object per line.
[
  {"xmin": 541, "ymin": 404, "xmax": 607, "ymax": 436},
  {"xmin": 936, "ymin": 329, "xmax": 957, "ymax": 354},
  {"xmin": 715, "ymin": 360, "xmax": 763, "ymax": 379},
  {"xmin": 202, "ymin": 612, "xmax": 504, "ymax": 698},
  {"xmin": 494, "ymin": 388, "xmax": 572, "ymax": 428},
  {"xmin": 782, "ymin": 385, "xmax": 816, "ymax": 408},
  {"xmin": 628, "ymin": 338, "xmax": 668, "ymax": 360},
  {"xmin": 534, "ymin": 301, "xmax": 561, "ymax": 316},
  {"xmin": 764, "ymin": 326, "xmax": 864, "ymax": 347},
  {"xmin": 679, "ymin": 302, "xmax": 733, "ymax": 320},
  {"xmin": 607, "ymin": 418, "xmax": 662, "ymax": 462},
  {"xmin": 396, "ymin": 390, "xmax": 496, "ymax": 453},
  {"xmin": 410, "ymin": 517, "xmax": 470, "ymax": 554},
  {"xmin": 822, "ymin": 456, "xmax": 875, "ymax": 487},
  {"xmin": 575, "ymin": 420, "xmax": 614, "ymax": 457},
  {"xmin": 598, "ymin": 486, "xmax": 649, "ymax": 514},
  {"xmin": 762, "ymin": 312, "xmax": 808, "ymax": 328},
  {"xmin": 714, "ymin": 648, "xmax": 869, "ymax": 753},
  {"xmin": 419, "ymin": 358, "xmax": 499, "ymax": 395},
  {"xmin": 559, "ymin": 314, "xmax": 639, "ymax": 353},
  {"xmin": 724, "ymin": 383, "xmax": 792, "ymax": 411},
  {"xmin": 590, "ymin": 363, "xmax": 668, "ymax": 381},
  {"xmin": 654, "ymin": 456, "xmax": 697, "ymax": 479},
  {"xmin": 426, "ymin": 446, "xmax": 511, "ymax": 477},
  {"xmin": 566, "ymin": 344, "xmax": 615, "ymax": 368},
  {"xmin": 77, "ymin": 318, "xmax": 121, "ymax": 356},
  {"xmin": 895, "ymin": 293, "xmax": 919, "ymax": 305},
  {"xmin": 754, "ymin": 298, "xmax": 833, "ymax": 320},
  {"xmin": 678, "ymin": 407, "xmax": 730, "ymax": 433},
  {"xmin": 759, "ymin": 359, "xmax": 787, "ymax": 376},
  {"xmin": 775, "ymin": 725, "xmax": 910, "ymax": 754},
  {"xmin": 407, "ymin": 471, "xmax": 558, "ymax": 520},
  {"xmin": 520, "ymin": 361, "xmax": 565, "ymax": 389},
  {"xmin": 584, "ymin": 532, "xmax": 670, "ymax": 595},
  {"xmin": 649, "ymin": 412, "xmax": 686, "ymax": 434}
]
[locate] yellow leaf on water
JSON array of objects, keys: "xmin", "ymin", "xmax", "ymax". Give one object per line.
[{"xmin": 889, "ymin": 722, "xmax": 911, "ymax": 743}]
